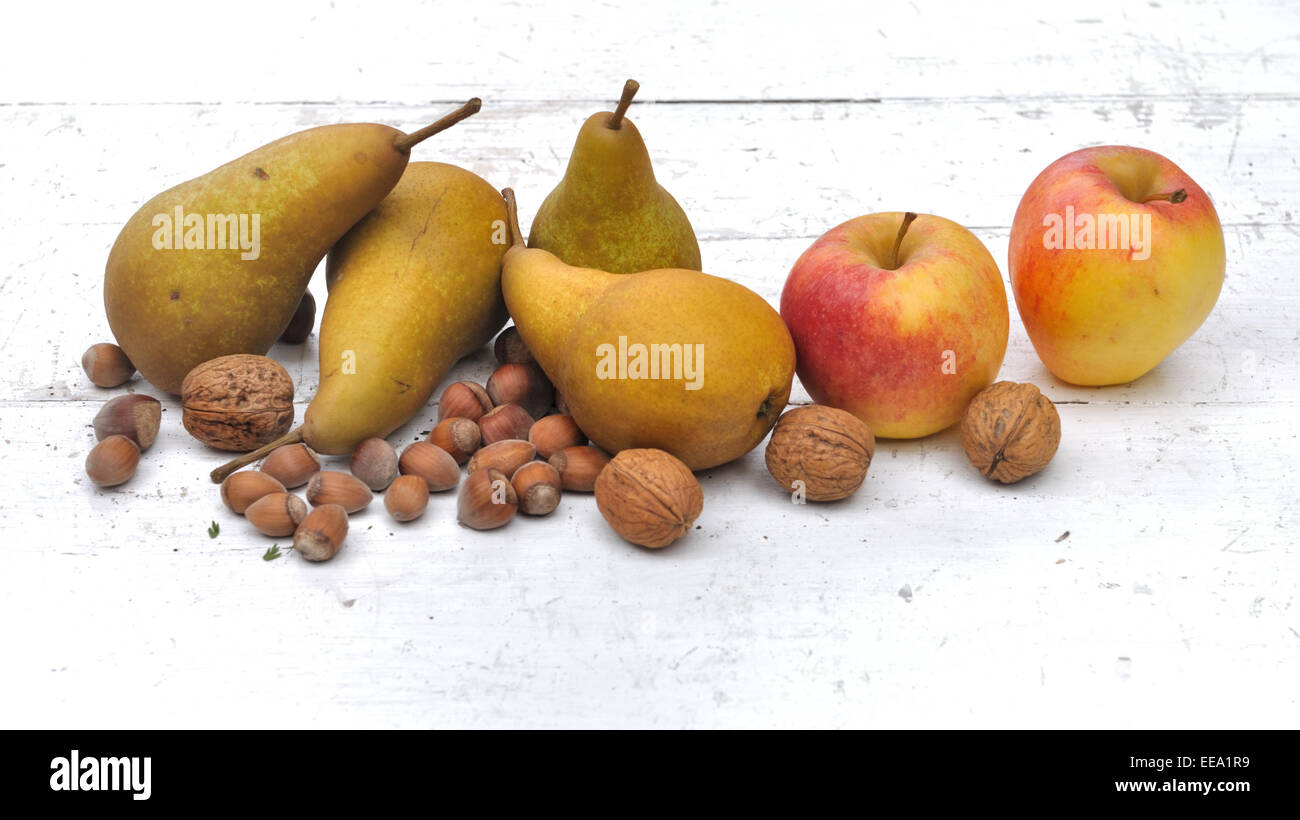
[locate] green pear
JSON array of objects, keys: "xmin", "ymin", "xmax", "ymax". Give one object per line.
[
  {"xmin": 211, "ymin": 163, "xmax": 507, "ymax": 481},
  {"xmin": 502, "ymin": 190, "xmax": 792, "ymax": 471},
  {"xmin": 528, "ymin": 80, "xmax": 701, "ymax": 274},
  {"xmin": 105, "ymin": 99, "xmax": 481, "ymax": 394}
]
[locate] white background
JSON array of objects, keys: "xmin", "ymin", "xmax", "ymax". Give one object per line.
[{"xmin": 1, "ymin": 0, "xmax": 1296, "ymax": 728}]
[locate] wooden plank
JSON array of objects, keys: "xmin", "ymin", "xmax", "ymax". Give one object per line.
[
  {"xmin": 3, "ymin": 223, "xmax": 1292, "ymax": 408},
  {"xmin": 2, "ymin": 97, "xmax": 1289, "ymax": 240},
  {"xmin": 0, "ymin": 400, "xmax": 1294, "ymax": 727},
  {"xmin": 3, "ymin": 0, "xmax": 1299, "ymax": 104}
]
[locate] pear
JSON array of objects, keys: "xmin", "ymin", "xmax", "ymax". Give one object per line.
[
  {"xmin": 502, "ymin": 190, "xmax": 792, "ymax": 471},
  {"xmin": 528, "ymin": 80, "xmax": 701, "ymax": 274},
  {"xmin": 210, "ymin": 163, "xmax": 507, "ymax": 481},
  {"xmin": 105, "ymin": 99, "xmax": 481, "ymax": 394}
]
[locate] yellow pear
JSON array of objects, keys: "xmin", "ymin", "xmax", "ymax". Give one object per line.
[
  {"xmin": 211, "ymin": 163, "xmax": 507, "ymax": 481},
  {"xmin": 105, "ymin": 99, "xmax": 481, "ymax": 394},
  {"xmin": 528, "ymin": 80, "xmax": 701, "ymax": 274},
  {"xmin": 502, "ymin": 190, "xmax": 793, "ymax": 471}
]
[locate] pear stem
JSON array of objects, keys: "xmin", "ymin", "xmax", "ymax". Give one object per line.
[
  {"xmin": 210, "ymin": 426, "xmax": 304, "ymax": 484},
  {"xmin": 501, "ymin": 188, "xmax": 524, "ymax": 249},
  {"xmin": 1141, "ymin": 188, "xmax": 1187, "ymax": 204},
  {"xmin": 393, "ymin": 98, "xmax": 482, "ymax": 153},
  {"xmin": 889, "ymin": 212, "xmax": 918, "ymax": 270},
  {"xmin": 607, "ymin": 79, "xmax": 640, "ymax": 130}
]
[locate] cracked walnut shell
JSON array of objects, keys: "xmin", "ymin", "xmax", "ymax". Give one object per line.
[
  {"xmin": 594, "ymin": 449, "xmax": 703, "ymax": 548},
  {"xmin": 765, "ymin": 405, "xmax": 875, "ymax": 501},
  {"xmin": 960, "ymin": 381, "xmax": 1061, "ymax": 483}
]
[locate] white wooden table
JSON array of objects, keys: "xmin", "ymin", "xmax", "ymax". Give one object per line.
[{"xmin": 2, "ymin": 0, "xmax": 1296, "ymax": 728}]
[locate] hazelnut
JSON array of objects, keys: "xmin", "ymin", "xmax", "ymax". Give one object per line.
[
  {"xmin": 438, "ymin": 381, "xmax": 493, "ymax": 422},
  {"xmin": 92, "ymin": 394, "xmax": 161, "ymax": 451},
  {"xmin": 511, "ymin": 461, "xmax": 562, "ymax": 516},
  {"xmin": 764, "ymin": 405, "xmax": 875, "ymax": 502},
  {"xmin": 85, "ymin": 434, "xmax": 140, "ymax": 487},
  {"xmin": 261, "ymin": 443, "xmax": 320, "ymax": 488},
  {"xmin": 181, "ymin": 354, "xmax": 295, "ymax": 451},
  {"xmin": 293, "ymin": 504, "xmax": 349, "ymax": 562},
  {"xmin": 305, "ymin": 470, "xmax": 373, "ymax": 513},
  {"xmin": 478, "ymin": 403, "xmax": 533, "ymax": 444},
  {"xmin": 528, "ymin": 414, "xmax": 586, "ymax": 459},
  {"xmin": 398, "ymin": 440, "xmax": 461, "ymax": 492},
  {"xmin": 428, "ymin": 417, "xmax": 482, "ymax": 464},
  {"xmin": 350, "ymin": 437, "xmax": 399, "ymax": 491},
  {"xmin": 220, "ymin": 470, "xmax": 286, "ymax": 514},
  {"xmin": 245, "ymin": 492, "xmax": 309, "ymax": 537},
  {"xmin": 486, "ymin": 363, "xmax": 553, "ymax": 419},
  {"xmin": 960, "ymin": 381, "xmax": 1061, "ymax": 484},
  {"xmin": 384, "ymin": 474, "xmax": 430, "ymax": 522},
  {"xmin": 548, "ymin": 445, "xmax": 610, "ymax": 492},
  {"xmin": 82, "ymin": 342, "xmax": 135, "ymax": 388},
  {"xmin": 465, "ymin": 439, "xmax": 536, "ymax": 477},
  {"xmin": 493, "ymin": 325, "xmax": 536, "ymax": 365},
  {"xmin": 594, "ymin": 449, "xmax": 702, "ymax": 549},
  {"xmin": 278, "ymin": 290, "xmax": 315, "ymax": 344},
  {"xmin": 457, "ymin": 468, "xmax": 518, "ymax": 530}
]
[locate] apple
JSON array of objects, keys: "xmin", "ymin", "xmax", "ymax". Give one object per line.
[
  {"xmin": 1009, "ymin": 145, "xmax": 1225, "ymax": 385},
  {"xmin": 781, "ymin": 212, "xmax": 1009, "ymax": 439}
]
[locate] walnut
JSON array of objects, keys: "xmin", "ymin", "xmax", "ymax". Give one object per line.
[
  {"xmin": 960, "ymin": 381, "xmax": 1060, "ymax": 483},
  {"xmin": 181, "ymin": 354, "xmax": 295, "ymax": 451},
  {"xmin": 594, "ymin": 449, "xmax": 703, "ymax": 548},
  {"xmin": 764, "ymin": 405, "xmax": 874, "ymax": 501}
]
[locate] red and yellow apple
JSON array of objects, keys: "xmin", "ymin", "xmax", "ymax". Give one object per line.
[
  {"xmin": 780, "ymin": 213, "xmax": 1009, "ymax": 438},
  {"xmin": 1009, "ymin": 145, "xmax": 1225, "ymax": 385}
]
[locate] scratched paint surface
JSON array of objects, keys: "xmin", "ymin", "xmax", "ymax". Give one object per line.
[{"xmin": 0, "ymin": 0, "xmax": 1296, "ymax": 728}]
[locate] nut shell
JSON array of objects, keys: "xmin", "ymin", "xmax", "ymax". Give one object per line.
[
  {"xmin": 457, "ymin": 468, "xmax": 518, "ymax": 530},
  {"xmin": 384, "ymin": 474, "xmax": 430, "ymax": 522},
  {"xmin": 350, "ymin": 437, "xmax": 399, "ymax": 491},
  {"xmin": 180, "ymin": 354, "xmax": 295, "ymax": 451},
  {"xmin": 93, "ymin": 394, "xmax": 161, "ymax": 451},
  {"xmin": 548, "ymin": 445, "xmax": 610, "ymax": 492},
  {"xmin": 82, "ymin": 342, "xmax": 135, "ymax": 388},
  {"xmin": 486, "ymin": 363, "xmax": 553, "ymax": 419},
  {"xmin": 279, "ymin": 290, "xmax": 315, "ymax": 344},
  {"xmin": 764, "ymin": 405, "xmax": 875, "ymax": 501},
  {"xmin": 305, "ymin": 470, "xmax": 373, "ymax": 513},
  {"xmin": 478, "ymin": 403, "xmax": 534, "ymax": 444},
  {"xmin": 260, "ymin": 443, "xmax": 320, "ymax": 488},
  {"xmin": 493, "ymin": 326, "xmax": 536, "ymax": 365},
  {"xmin": 960, "ymin": 381, "xmax": 1061, "ymax": 483},
  {"xmin": 528, "ymin": 414, "xmax": 586, "ymax": 459},
  {"xmin": 428, "ymin": 417, "xmax": 482, "ymax": 464},
  {"xmin": 245, "ymin": 492, "xmax": 309, "ymax": 537},
  {"xmin": 294, "ymin": 504, "xmax": 349, "ymax": 562},
  {"xmin": 512, "ymin": 461, "xmax": 562, "ymax": 516},
  {"xmin": 220, "ymin": 470, "xmax": 286, "ymax": 514},
  {"xmin": 398, "ymin": 440, "xmax": 461, "ymax": 492},
  {"xmin": 594, "ymin": 449, "xmax": 702, "ymax": 549},
  {"xmin": 466, "ymin": 439, "xmax": 536, "ymax": 477},
  {"xmin": 438, "ymin": 381, "xmax": 493, "ymax": 422},
  {"xmin": 85, "ymin": 434, "xmax": 140, "ymax": 487}
]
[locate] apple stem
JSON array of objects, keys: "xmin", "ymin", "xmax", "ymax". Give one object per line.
[
  {"xmin": 501, "ymin": 188, "xmax": 524, "ymax": 249},
  {"xmin": 210, "ymin": 426, "xmax": 304, "ymax": 484},
  {"xmin": 393, "ymin": 98, "xmax": 482, "ymax": 153},
  {"xmin": 608, "ymin": 79, "xmax": 640, "ymax": 130},
  {"xmin": 1141, "ymin": 188, "xmax": 1187, "ymax": 204},
  {"xmin": 889, "ymin": 212, "xmax": 918, "ymax": 270}
]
